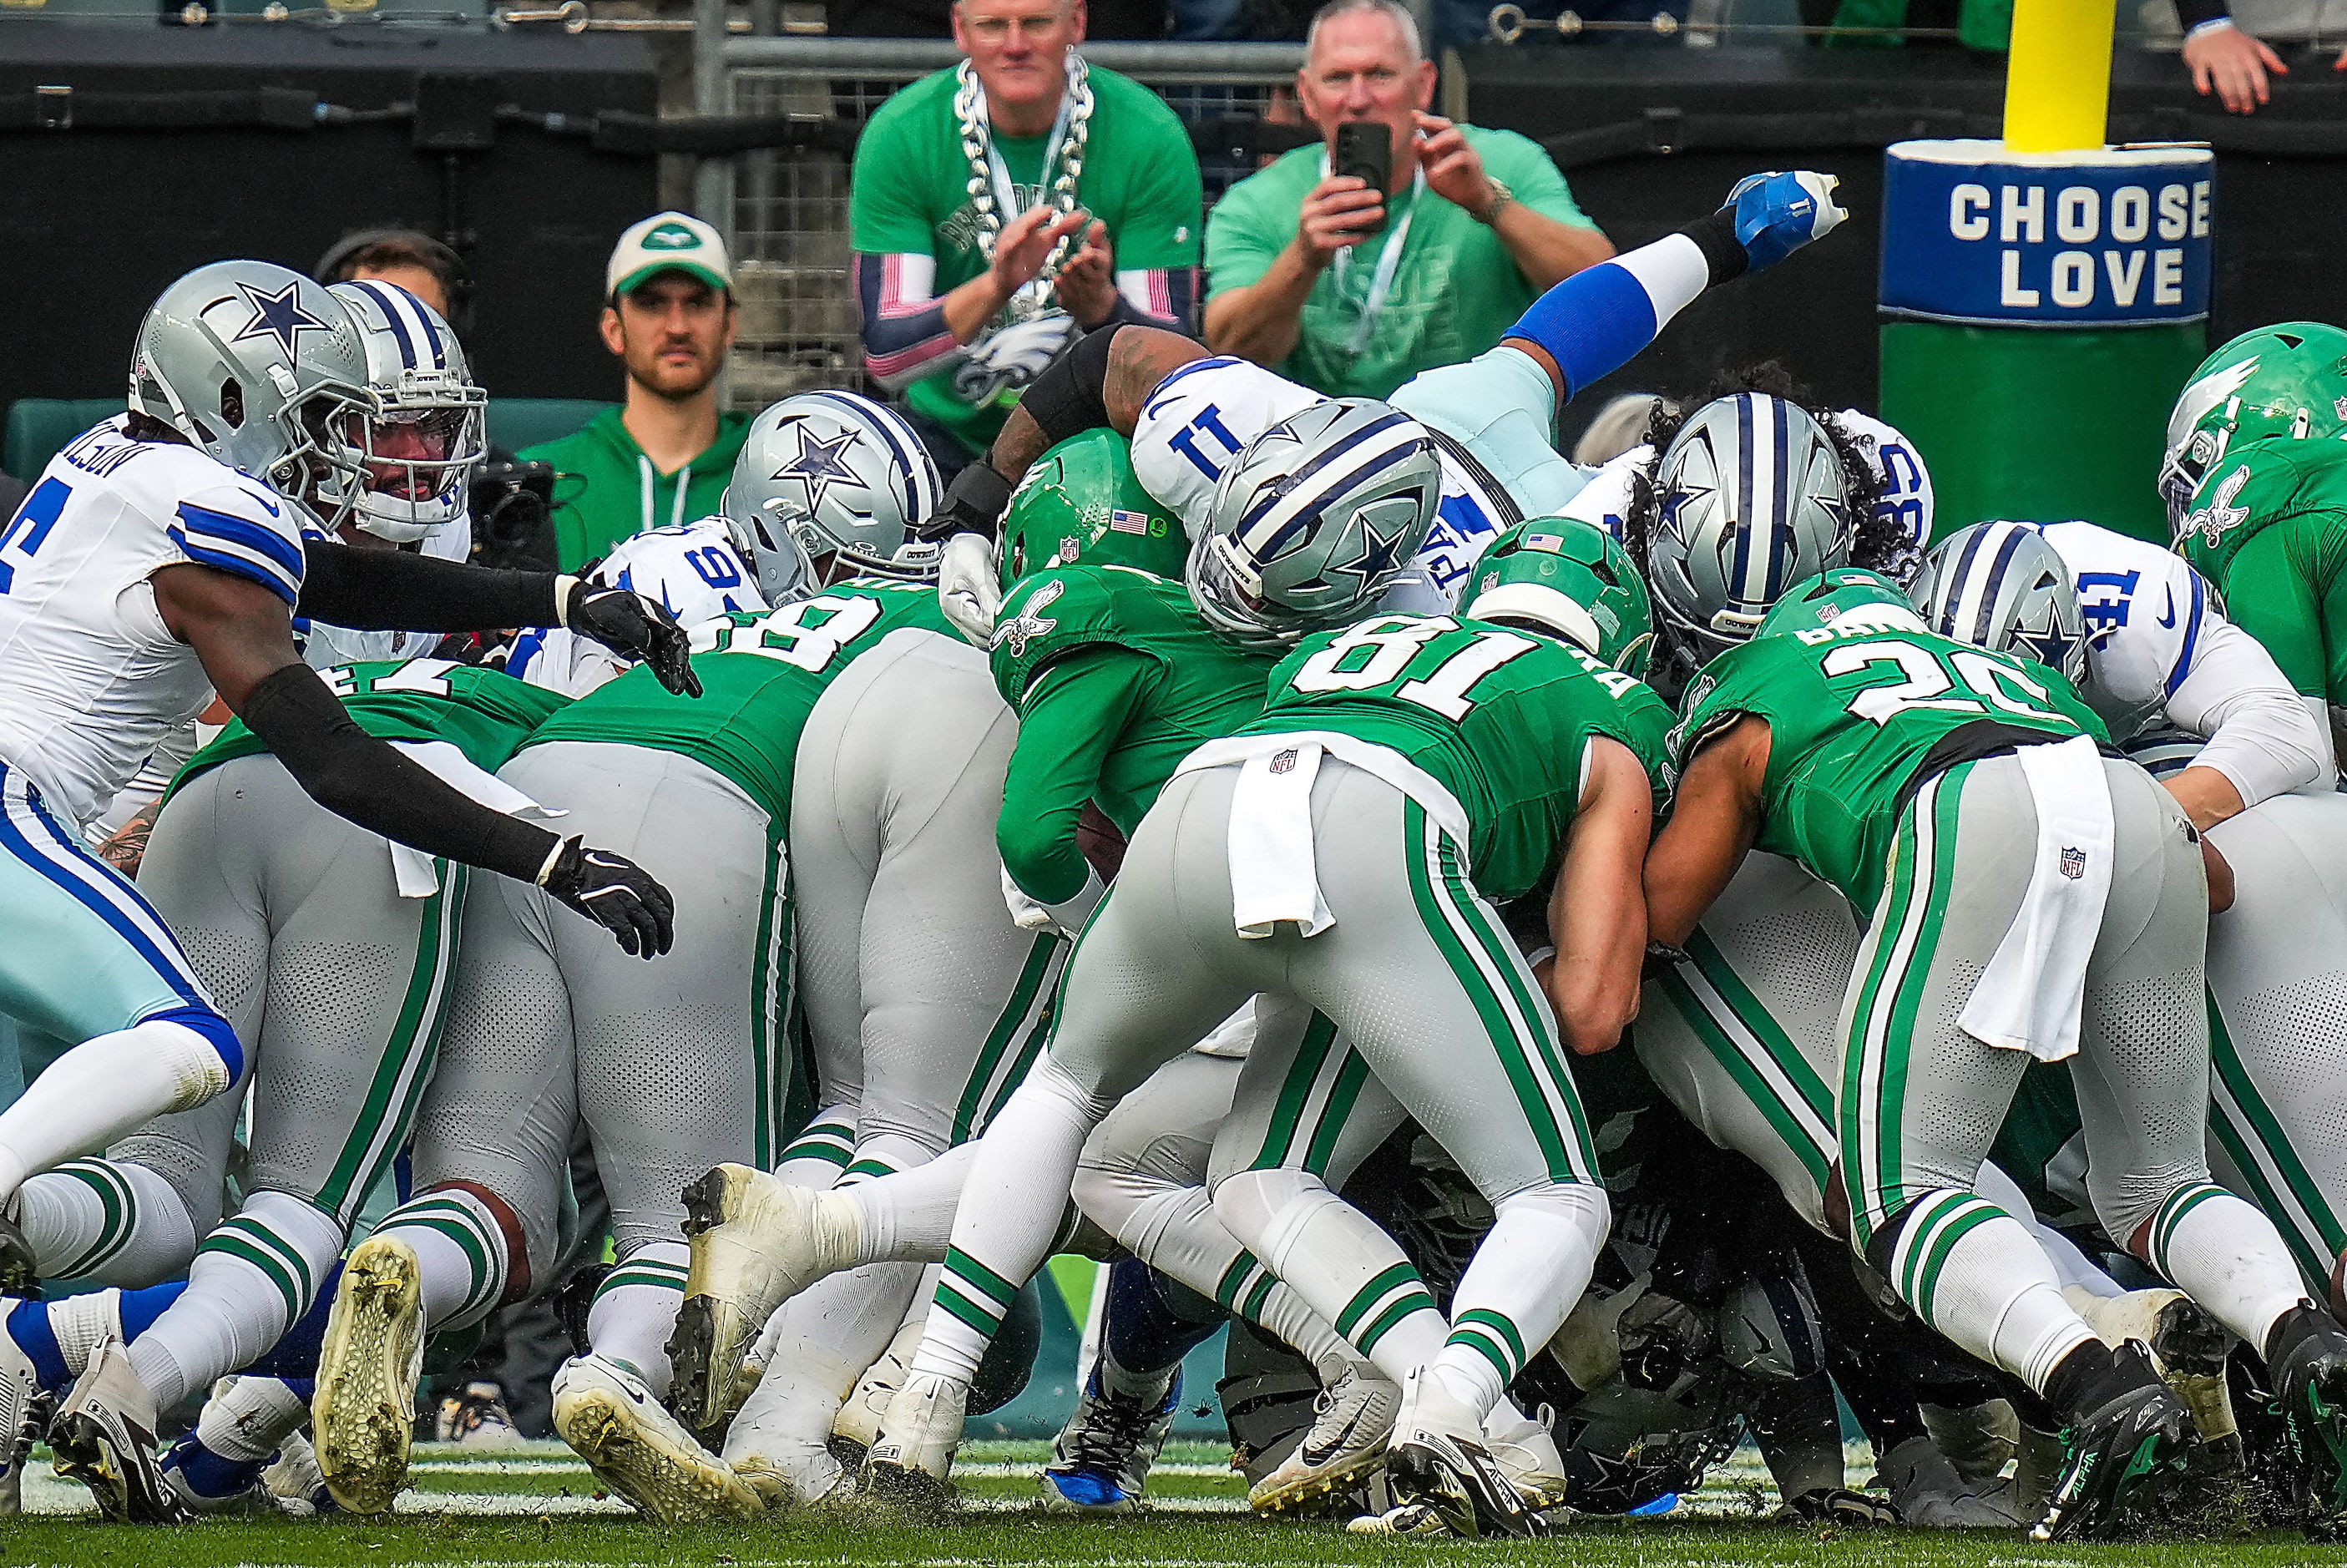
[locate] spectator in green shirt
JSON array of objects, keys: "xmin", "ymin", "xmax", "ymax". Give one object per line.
[
  {"xmin": 521, "ymin": 212, "xmax": 751, "ymax": 569},
  {"xmin": 849, "ymin": 0, "xmax": 1206, "ymax": 469},
  {"xmin": 1203, "ymin": 0, "xmax": 1614, "ymax": 401}
]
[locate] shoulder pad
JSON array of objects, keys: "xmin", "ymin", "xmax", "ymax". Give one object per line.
[{"xmin": 989, "ymin": 567, "xmax": 1161, "ymax": 701}]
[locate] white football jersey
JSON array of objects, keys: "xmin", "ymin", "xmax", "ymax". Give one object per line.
[
  {"xmin": 0, "ymin": 417, "xmax": 314, "ymax": 828},
  {"xmin": 508, "ymin": 518, "xmax": 765, "ymax": 698},
  {"xmin": 1550, "ymin": 444, "xmax": 1651, "ymax": 543},
  {"xmin": 2034, "ymin": 519, "xmax": 2233, "ymax": 739},
  {"xmin": 1128, "ymin": 357, "xmax": 1527, "ymax": 609},
  {"xmin": 299, "ymin": 509, "xmax": 477, "ymax": 670}
]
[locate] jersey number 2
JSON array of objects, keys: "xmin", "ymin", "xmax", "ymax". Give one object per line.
[{"xmin": 1820, "ymin": 638, "xmax": 2060, "ymax": 726}]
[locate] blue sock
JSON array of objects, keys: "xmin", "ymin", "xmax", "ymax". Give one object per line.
[
  {"xmin": 6, "ymin": 1299, "xmax": 69, "ymax": 1392},
  {"xmin": 242, "ymin": 1258, "xmax": 340, "ymax": 1380},
  {"xmin": 1101, "ymin": 1260, "xmax": 1220, "ymax": 1383},
  {"xmin": 116, "ymin": 1280, "xmax": 186, "ymax": 1343},
  {"xmin": 163, "ymin": 1432, "xmax": 267, "ymax": 1500}
]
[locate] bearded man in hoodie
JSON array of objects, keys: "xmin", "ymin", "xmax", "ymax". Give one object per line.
[{"xmin": 524, "ymin": 213, "xmax": 753, "ymax": 569}]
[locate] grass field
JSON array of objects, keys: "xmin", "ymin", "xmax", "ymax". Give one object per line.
[{"xmin": 3, "ymin": 1439, "xmax": 2335, "ymax": 1568}]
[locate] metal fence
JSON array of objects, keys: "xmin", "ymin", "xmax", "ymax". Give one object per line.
[{"xmin": 701, "ymin": 35, "xmax": 1305, "ymax": 411}]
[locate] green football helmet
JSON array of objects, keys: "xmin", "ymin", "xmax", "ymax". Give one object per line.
[
  {"xmin": 2161, "ymin": 322, "xmax": 2347, "ymax": 539},
  {"xmin": 1756, "ymin": 567, "xmax": 1925, "ymax": 640},
  {"xmin": 1461, "ymin": 518, "xmax": 1654, "ymax": 677},
  {"xmin": 1000, "ymin": 429, "xmax": 1186, "ymax": 587}
]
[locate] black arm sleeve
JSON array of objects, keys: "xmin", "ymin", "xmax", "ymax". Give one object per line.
[
  {"xmin": 240, "ymin": 661, "xmax": 560, "ymax": 883},
  {"xmin": 1014, "ymin": 322, "xmax": 1128, "ymax": 451},
  {"xmin": 2175, "ymin": 0, "xmax": 2229, "ymax": 29},
  {"xmin": 1678, "ymin": 208, "xmax": 1749, "ymax": 289},
  {"xmin": 296, "ymin": 540, "xmax": 565, "ymax": 632}
]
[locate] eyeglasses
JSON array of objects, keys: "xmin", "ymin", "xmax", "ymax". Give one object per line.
[{"xmin": 961, "ymin": 11, "xmax": 1070, "ymax": 43}]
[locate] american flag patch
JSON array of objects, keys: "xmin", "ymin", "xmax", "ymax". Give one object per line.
[
  {"xmin": 1109, "ymin": 508, "xmax": 1150, "ymax": 535},
  {"xmin": 2059, "ymin": 847, "xmax": 2087, "ymax": 880}
]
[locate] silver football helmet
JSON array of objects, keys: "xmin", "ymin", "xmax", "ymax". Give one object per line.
[
  {"xmin": 1909, "ymin": 519, "xmax": 2088, "ymax": 685},
  {"xmin": 129, "ymin": 260, "xmax": 372, "ymax": 513},
  {"xmin": 326, "ymin": 281, "xmax": 488, "ymax": 543},
  {"xmin": 1186, "ymin": 398, "xmax": 1441, "ymax": 651},
  {"xmin": 724, "ymin": 391, "xmax": 943, "ymax": 599},
  {"xmin": 1644, "ymin": 392, "xmax": 1853, "ymax": 656}
]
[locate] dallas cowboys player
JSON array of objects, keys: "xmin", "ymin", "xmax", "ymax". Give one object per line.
[
  {"xmin": 0, "ymin": 260, "xmax": 689, "ymax": 1290},
  {"xmin": 911, "ymin": 171, "xmax": 1848, "ymax": 639}
]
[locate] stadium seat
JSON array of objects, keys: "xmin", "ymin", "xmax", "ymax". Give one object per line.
[{"xmin": 3, "ymin": 396, "xmax": 618, "ymax": 482}]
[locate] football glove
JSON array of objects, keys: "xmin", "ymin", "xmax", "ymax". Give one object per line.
[
  {"xmin": 939, "ymin": 533, "xmax": 1005, "ymax": 646},
  {"xmin": 1723, "ymin": 171, "xmax": 1846, "ymax": 273},
  {"xmin": 562, "ymin": 579, "xmax": 702, "ymax": 698},
  {"xmin": 539, "ymin": 836, "xmax": 676, "ymax": 958}
]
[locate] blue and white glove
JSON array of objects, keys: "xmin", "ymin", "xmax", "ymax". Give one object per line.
[{"xmin": 1723, "ymin": 171, "xmax": 1846, "ymax": 273}]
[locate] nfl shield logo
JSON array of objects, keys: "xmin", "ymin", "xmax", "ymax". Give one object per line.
[
  {"xmin": 1270, "ymin": 748, "xmax": 1297, "ymax": 775},
  {"xmin": 2059, "ymin": 847, "xmax": 2087, "ymax": 880}
]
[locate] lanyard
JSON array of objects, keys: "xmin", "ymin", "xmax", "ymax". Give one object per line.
[{"xmin": 1325, "ymin": 155, "xmax": 1424, "ymax": 360}]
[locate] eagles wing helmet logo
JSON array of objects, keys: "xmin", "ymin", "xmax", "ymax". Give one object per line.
[
  {"xmin": 227, "ymin": 281, "xmax": 336, "ymax": 359},
  {"xmin": 643, "ymin": 220, "xmax": 705, "ymax": 250},
  {"xmin": 2181, "ymin": 463, "xmax": 2253, "ymax": 549},
  {"xmin": 993, "ymin": 577, "xmax": 1067, "ymax": 659}
]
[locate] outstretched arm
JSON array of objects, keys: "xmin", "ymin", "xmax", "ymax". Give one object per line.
[
  {"xmin": 1545, "ymin": 736, "xmax": 1656, "ymax": 1056},
  {"xmin": 1642, "ymin": 715, "xmax": 1772, "ymax": 950}
]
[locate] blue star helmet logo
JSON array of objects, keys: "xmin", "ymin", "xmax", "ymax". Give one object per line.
[
  {"xmin": 1323, "ymin": 498, "xmax": 1419, "ymax": 593},
  {"xmin": 2014, "ymin": 611, "xmax": 2079, "ymax": 674},
  {"xmin": 773, "ymin": 422, "xmax": 867, "ymax": 515},
  {"xmin": 227, "ymin": 280, "xmax": 336, "ymax": 359}
]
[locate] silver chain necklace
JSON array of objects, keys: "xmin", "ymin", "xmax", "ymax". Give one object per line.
[{"xmin": 955, "ymin": 53, "xmax": 1091, "ymax": 325}]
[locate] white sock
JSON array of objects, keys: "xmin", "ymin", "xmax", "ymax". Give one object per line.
[
  {"xmin": 198, "ymin": 1376, "xmax": 311, "ymax": 1464},
  {"xmin": 17, "ymin": 1160, "xmax": 195, "ymax": 1285},
  {"xmin": 1430, "ymin": 1184, "xmax": 1610, "ymax": 1419},
  {"xmin": 845, "ymin": 1145, "xmax": 979, "ymax": 1266},
  {"xmin": 907, "ymin": 1061, "xmax": 1106, "ymax": 1387},
  {"xmin": 0, "ymin": 1019, "xmax": 230, "ymax": 1203},
  {"xmin": 38, "ymin": 1289, "xmax": 124, "ymax": 1380},
  {"xmin": 374, "ymin": 1189, "xmax": 510, "ymax": 1333},
  {"xmin": 773, "ymin": 1106, "xmax": 858, "ymax": 1189},
  {"xmin": 1212, "ymin": 1166, "xmax": 1444, "ymax": 1383},
  {"xmin": 131, "ymin": 1191, "xmax": 347, "ymax": 1410},
  {"xmin": 2140, "ymin": 1182, "xmax": 2304, "ymax": 1350},
  {"xmin": 1887, "ymin": 1191, "xmax": 2096, "ymax": 1394},
  {"xmin": 589, "ymin": 1244, "xmax": 688, "ymax": 1393}
]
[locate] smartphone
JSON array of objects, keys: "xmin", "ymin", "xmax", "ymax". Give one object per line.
[{"xmin": 1332, "ymin": 120, "xmax": 1392, "ymax": 204}]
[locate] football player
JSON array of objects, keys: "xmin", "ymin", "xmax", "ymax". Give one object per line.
[
  {"xmin": 1645, "ymin": 568, "xmax": 2347, "ymax": 1540},
  {"xmin": 0, "ymin": 260, "xmax": 687, "ymax": 1292}
]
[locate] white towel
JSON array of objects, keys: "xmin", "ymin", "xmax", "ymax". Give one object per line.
[
  {"xmin": 387, "ymin": 741, "xmax": 559, "ymax": 898},
  {"xmin": 1958, "ymin": 736, "xmax": 2114, "ymax": 1062},
  {"xmin": 1226, "ymin": 741, "xmax": 1336, "ymax": 939}
]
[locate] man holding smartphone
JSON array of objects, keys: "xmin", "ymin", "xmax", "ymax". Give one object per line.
[{"xmin": 1202, "ymin": 0, "xmax": 1613, "ymax": 401}]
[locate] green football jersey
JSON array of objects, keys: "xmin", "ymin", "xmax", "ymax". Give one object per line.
[
  {"xmin": 2175, "ymin": 437, "xmax": 2347, "ymax": 708},
  {"xmin": 526, "ymin": 581, "xmax": 950, "ymax": 824},
  {"xmin": 1239, "ymin": 613, "xmax": 1677, "ymax": 903},
  {"xmin": 172, "ymin": 658, "xmax": 572, "ymax": 804},
  {"xmin": 991, "ymin": 564, "xmax": 1278, "ymax": 834},
  {"xmin": 1673, "ymin": 620, "xmax": 2107, "ymax": 911}
]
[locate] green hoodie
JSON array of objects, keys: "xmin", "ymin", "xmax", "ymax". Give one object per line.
[{"xmin": 521, "ymin": 406, "xmax": 753, "ymax": 570}]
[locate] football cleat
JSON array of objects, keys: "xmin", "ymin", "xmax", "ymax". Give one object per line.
[
  {"xmin": 0, "ymin": 1208, "xmax": 33, "ymax": 1296},
  {"xmin": 550, "ymin": 1353, "xmax": 763, "ymax": 1521},
  {"xmin": 862, "ymin": 1370, "xmax": 964, "ymax": 1514},
  {"xmin": 730, "ymin": 1434, "xmax": 849, "ymax": 1511},
  {"xmin": 0, "ymin": 1312, "xmax": 48, "ymax": 1502},
  {"xmin": 1249, "ymin": 1363, "xmax": 1401, "ymax": 1514},
  {"xmin": 833, "ymin": 1315, "xmax": 923, "ymax": 1458},
  {"xmin": 1880, "ymin": 1434, "xmax": 2031, "ymax": 1527},
  {"xmin": 438, "ymin": 1379, "xmax": 526, "ymax": 1448},
  {"xmin": 2032, "ymin": 1342, "xmax": 2198, "ymax": 1541},
  {"xmin": 1485, "ymin": 1404, "xmax": 1570, "ymax": 1513},
  {"xmin": 1039, "ymin": 1364, "xmax": 1181, "ymax": 1515},
  {"xmin": 669, "ymin": 1165, "xmax": 856, "ymax": 1434},
  {"xmin": 1383, "ymin": 1368, "xmax": 1545, "ymax": 1539},
  {"xmin": 311, "ymin": 1232, "xmax": 426, "ymax": 1514},
  {"xmin": 48, "ymin": 1336, "xmax": 188, "ymax": 1524},
  {"xmin": 2267, "ymin": 1302, "xmax": 2347, "ymax": 1530},
  {"xmin": 1347, "ymin": 1499, "xmax": 1454, "ymax": 1535},
  {"xmin": 2070, "ymin": 1286, "xmax": 2239, "ymax": 1453}
]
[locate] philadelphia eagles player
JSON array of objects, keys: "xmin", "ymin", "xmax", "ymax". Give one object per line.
[
  {"xmin": 914, "ymin": 171, "xmax": 1848, "ymax": 641},
  {"xmin": 1, "ymin": 657, "xmax": 567, "ymax": 1521},
  {"xmin": 2167, "ymin": 322, "xmax": 2347, "ymax": 765},
  {"xmin": 0, "ymin": 260, "xmax": 687, "ymax": 1292},
  {"xmin": 862, "ymin": 492, "xmax": 1673, "ymax": 1536},
  {"xmin": 1646, "ymin": 567, "xmax": 2347, "ymax": 1541}
]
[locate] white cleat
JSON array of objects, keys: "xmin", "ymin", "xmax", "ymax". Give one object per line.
[
  {"xmin": 669, "ymin": 1166, "xmax": 857, "ymax": 1434},
  {"xmin": 833, "ymin": 1316, "xmax": 923, "ymax": 1458},
  {"xmin": 1383, "ymin": 1368, "xmax": 1544, "ymax": 1538},
  {"xmin": 311, "ymin": 1232, "xmax": 426, "ymax": 1515},
  {"xmin": 1879, "ymin": 1434, "xmax": 2031, "ymax": 1528},
  {"xmin": 1485, "ymin": 1404, "xmax": 1570, "ymax": 1513},
  {"xmin": 2066, "ymin": 1286, "xmax": 2238, "ymax": 1450},
  {"xmin": 1247, "ymin": 1363, "xmax": 1401, "ymax": 1514},
  {"xmin": 729, "ymin": 1433, "xmax": 849, "ymax": 1510},
  {"xmin": 0, "ymin": 1308, "xmax": 48, "ymax": 1505},
  {"xmin": 862, "ymin": 1371, "xmax": 965, "ymax": 1512},
  {"xmin": 48, "ymin": 1336, "xmax": 186, "ymax": 1524},
  {"xmin": 550, "ymin": 1353, "xmax": 763, "ymax": 1522}
]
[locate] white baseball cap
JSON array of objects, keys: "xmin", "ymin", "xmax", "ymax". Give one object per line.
[{"xmin": 606, "ymin": 212, "xmax": 733, "ymax": 301}]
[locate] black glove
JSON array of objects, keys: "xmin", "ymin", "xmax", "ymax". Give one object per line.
[
  {"xmin": 918, "ymin": 461, "xmax": 1015, "ymax": 544},
  {"xmin": 564, "ymin": 579, "xmax": 701, "ymax": 698},
  {"xmin": 541, "ymin": 836, "xmax": 676, "ymax": 959}
]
